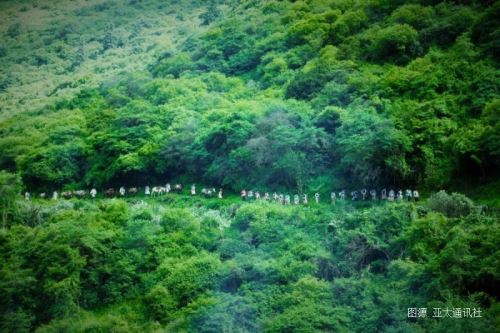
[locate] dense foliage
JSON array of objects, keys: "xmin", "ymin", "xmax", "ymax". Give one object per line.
[
  {"xmin": 0, "ymin": 0, "xmax": 499, "ymax": 332},
  {"xmin": 0, "ymin": 0, "xmax": 498, "ymax": 192},
  {"xmin": 0, "ymin": 188, "xmax": 498, "ymax": 332}
]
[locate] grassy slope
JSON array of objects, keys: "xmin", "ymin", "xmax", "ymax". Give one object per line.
[{"xmin": 0, "ymin": 0, "xmax": 211, "ymax": 118}]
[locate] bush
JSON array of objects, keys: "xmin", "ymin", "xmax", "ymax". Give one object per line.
[
  {"xmin": 0, "ymin": 170, "xmax": 22, "ymax": 228},
  {"xmin": 232, "ymin": 204, "xmax": 266, "ymax": 231},
  {"xmin": 425, "ymin": 190, "xmax": 478, "ymax": 218},
  {"xmin": 151, "ymin": 53, "xmax": 195, "ymax": 78},
  {"xmin": 161, "ymin": 252, "xmax": 222, "ymax": 306},
  {"xmin": 365, "ymin": 24, "xmax": 420, "ymax": 65},
  {"xmin": 218, "ymin": 238, "xmax": 252, "ymax": 260},
  {"xmin": 144, "ymin": 285, "xmax": 177, "ymax": 323},
  {"xmin": 100, "ymin": 199, "xmax": 130, "ymax": 225},
  {"xmin": 331, "ymin": 9, "xmax": 368, "ymax": 43},
  {"xmin": 388, "ymin": 4, "xmax": 434, "ymax": 30}
]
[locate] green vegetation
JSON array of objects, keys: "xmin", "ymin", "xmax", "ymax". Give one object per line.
[
  {"xmin": 1, "ymin": 0, "xmax": 498, "ymax": 193},
  {"xmin": 0, "ymin": 0, "xmax": 499, "ymax": 332},
  {"xmin": 0, "ymin": 189, "xmax": 498, "ymax": 332},
  {"xmin": 0, "ymin": 0, "xmax": 218, "ymax": 116}
]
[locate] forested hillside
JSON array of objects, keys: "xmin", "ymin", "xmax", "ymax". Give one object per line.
[
  {"xmin": 0, "ymin": 0, "xmax": 218, "ymax": 116},
  {"xmin": 0, "ymin": 0, "xmax": 499, "ymax": 332},
  {"xmin": 1, "ymin": 0, "xmax": 498, "ymax": 192}
]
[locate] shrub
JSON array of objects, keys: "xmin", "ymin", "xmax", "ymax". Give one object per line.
[
  {"xmin": 365, "ymin": 24, "xmax": 420, "ymax": 65},
  {"xmin": 425, "ymin": 190, "xmax": 478, "ymax": 218},
  {"xmin": 144, "ymin": 285, "xmax": 177, "ymax": 323}
]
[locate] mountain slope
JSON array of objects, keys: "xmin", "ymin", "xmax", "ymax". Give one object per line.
[
  {"xmin": 1, "ymin": 0, "xmax": 498, "ymax": 193},
  {"xmin": 0, "ymin": 0, "xmax": 221, "ymax": 117}
]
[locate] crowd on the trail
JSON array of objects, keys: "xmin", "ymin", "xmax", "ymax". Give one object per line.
[
  {"xmin": 240, "ymin": 188, "xmax": 419, "ymax": 204},
  {"xmin": 23, "ymin": 183, "xmax": 222, "ymax": 201},
  {"xmin": 23, "ymin": 183, "xmax": 419, "ymax": 204}
]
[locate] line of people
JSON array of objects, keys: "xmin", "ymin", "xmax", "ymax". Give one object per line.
[
  {"xmin": 22, "ymin": 184, "xmax": 419, "ymax": 204},
  {"xmin": 240, "ymin": 188, "xmax": 419, "ymax": 204},
  {"xmin": 22, "ymin": 183, "xmax": 224, "ymax": 201}
]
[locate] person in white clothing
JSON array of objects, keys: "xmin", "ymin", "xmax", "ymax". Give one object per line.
[
  {"xmin": 413, "ymin": 190, "xmax": 420, "ymax": 201},
  {"xmin": 388, "ymin": 190, "xmax": 394, "ymax": 201}
]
